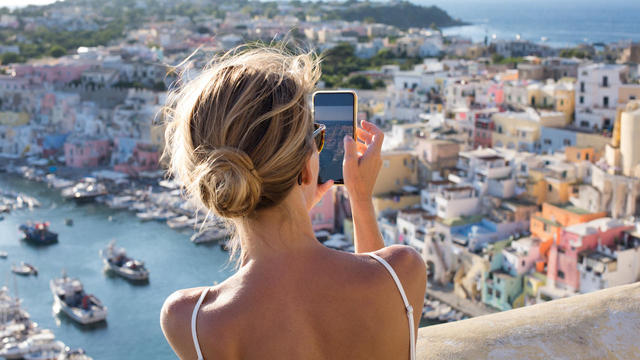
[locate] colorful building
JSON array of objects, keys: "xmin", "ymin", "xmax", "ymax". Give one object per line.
[
  {"xmin": 547, "ymin": 217, "xmax": 633, "ymax": 291},
  {"xmin": 64, "ymin": 139, "xmax": 111, "ymax": 168}
]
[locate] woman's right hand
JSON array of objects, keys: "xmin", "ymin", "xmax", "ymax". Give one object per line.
[{"xmin": 343, "ymin": 120, "xmax": 384, "ymax": 203}]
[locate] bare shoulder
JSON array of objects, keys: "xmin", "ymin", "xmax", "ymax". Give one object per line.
[
  {"xmin": 160, "ymin": 287, "xmax": 208, "ymax": 359},
  {"xmin": 161, "ymin": 285, "xmax": 241, "ymax": 360},
  {"xmin": 370, "ymin": 245, "xmax": 427, "ymax": 303},
  {"xmin": 374, "ymin": 244, "xmax": 427, "ymax": 279}
]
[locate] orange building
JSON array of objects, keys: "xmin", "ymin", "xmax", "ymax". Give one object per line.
[
  {"xmin": 564, "ymin": 147, "xmax": 595, "ymax": 163},
  {"xmin": 530, "ymin": 203, "xmax": 607, "ymax": 271}
]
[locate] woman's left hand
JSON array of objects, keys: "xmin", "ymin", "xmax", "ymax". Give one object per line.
[{"xmin": 312, "ymin": 179, "xmax": 333, "ymax": 207}]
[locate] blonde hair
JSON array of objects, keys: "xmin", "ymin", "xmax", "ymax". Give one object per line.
[{"xmin": 163, "ymin": 46, "xmax": 321, "ymax": 261}]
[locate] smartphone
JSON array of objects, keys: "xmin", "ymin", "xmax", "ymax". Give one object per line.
[{"xmin": 312, "ymin": 90, "xmax": 357, "ymax": 184}]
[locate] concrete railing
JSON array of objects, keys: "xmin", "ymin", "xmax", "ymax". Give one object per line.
[{"xmin": 416, "ymin": 282, "xmax": 640, "ymax": 360}]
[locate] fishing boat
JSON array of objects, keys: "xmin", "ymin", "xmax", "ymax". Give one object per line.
[
  {"xmin": 49, "ymin": 272, "xmax": 107, "ymax": 325},
  {"xmin": 11, "ymin": 262, "xmax": 38, "ymax": 276},
  {"xmin": 190, "ymin": 227, "xmax": 229, "ymax": 244},
  {"xmin": 19, "ymin": 222, "xmax": 58, "ymax": 245},
  {"xmin": 61, "ymin": 178, "xmax": 107, "ymax": 203},
  {"xmin": 99, "ymin": 241, "xmax": 149, "ymax": 281},
  {"xmin": 57, "ymin": 347, "xmax": 93, "ymax": 360},
  {"xmin": 0, "ymin": 332, "xmax": 64, "ymax": 360}
]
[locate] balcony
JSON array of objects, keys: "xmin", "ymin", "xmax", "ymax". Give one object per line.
[{"xmin": 416, "ymin": 282, "xmax": 640, "ymax": 359}]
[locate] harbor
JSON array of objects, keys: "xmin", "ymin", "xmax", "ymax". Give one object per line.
[{"xmin": 0, "ymin": 172, "xmax": 234, "ymax": 360}]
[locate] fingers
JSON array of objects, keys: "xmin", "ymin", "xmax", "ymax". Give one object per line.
[
  {"xmin": 317, "ymin": 179, "xmax": 334, "ymax": 195},
  {"xmin": 356, "ymin": 128, "xmax": 373, "ymax": 145},
  {"xmin": 356, "ymin": 141, "xmax": 367, "ymax": 155},
  {"xmin": 343, "ymin": 135, "xmax": 358, "ymax": 162},
  {"xmin": 361, "ymin": 120, "xmax": 384, "ymax": 151}
]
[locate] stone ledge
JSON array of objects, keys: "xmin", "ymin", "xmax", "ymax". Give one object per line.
[{"xmin": 417, "ymin": 282, "xmax": 640, "ymax": 360}]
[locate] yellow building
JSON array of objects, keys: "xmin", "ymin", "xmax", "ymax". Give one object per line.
[
  {"xmin": 527, "ymin": 81, "xmax": 575, "ymax": 123},
  {"xmin": 0, "ymin": 111, "xmax": 29, "ymax": 126},
  {"xmin": 373, "ymin": 151, "xmax": 418, "ymax": 195},
  {"xmin": 492, "ymin": 110, "xmax": 567, "ymax": 152},
  {"xmin": 526, "ymin": 168, "xmax": 575, "ymax": 205},
  {"xmin": 371, "ymin": 151, "xmax": 419, "ymax": 214}
]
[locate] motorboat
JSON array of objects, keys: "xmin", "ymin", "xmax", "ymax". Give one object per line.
[
  {"xmin": 23, "ymin": 339, "xmax": 66, "ymax": 360},
  {"xmin": 0, "ymin": 332, "xmax": 63, "ymax": 360},
  {"xmin": 49, "ymin": 272, "xmax": 107, "ymax": 325},
  {"xmin": 12, "ymin": 262, "xmax": 38, "ymax": 276},
  {"xmin": 19, "ymin": 222, "xmax": 58, "ymax": 245},
  {"xmin": 99, "ymin": 241, "xmax": 149, "ymax": 281},
  {"xmin": 166, "ymin": 215, "xmax": 192, "ymax": 229},
  {"xmin": 190, "ymin": 227, "xmax": 229, "ymax": 244},
  {"xmin": 44, "ymin": 175, "xmax": 74, "ymax": 190},
  {"xmin": 57, "ymin": 347, "xmax": 92, "ymax": 360},
  {"xmin": 104, "ymin": 195, "xmax": 136, "ymax": 210},
  {"xmin": 61, "ymin": 179, "xmax": 107, "ymax": 203},
  {"xmin": 0, "ymin": 251, "xmax": 8, "ymax": 258}
]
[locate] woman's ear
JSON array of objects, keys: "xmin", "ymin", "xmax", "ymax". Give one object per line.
[{"xmin": 301, "ymin": 153, "xmax": 315, "ymax": 185}]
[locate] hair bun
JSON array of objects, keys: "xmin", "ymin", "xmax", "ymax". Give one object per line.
[{"xmin": 197, "ymin": 147, "xmax": 262, "ymax": 218}]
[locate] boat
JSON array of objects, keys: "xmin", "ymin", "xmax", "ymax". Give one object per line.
[
  {"xmin": 19, "ymin": 222, "xmax": 58, "ymax": 245},
  {"xmin": 44, "ymin": 175, "xmax": 74, "ymax": 190},
  {"xmin": 0, "ymin": 251, "xmax": 8, "ymax": 258},
  {"xmin": 57, "ymin": 347, "xmax": 92, "ymax": 360},
  {"xmin": 190, "ymin": 227, "xmax": 229, "ymax": 244},
  {"xmin": 166, "ymin": 215, "xmax": 192, "ymax": 229},
  {"xmin": 99, "ymin": 241, "xmax": 149, "ymax": 281},
  {"xmin": 61, "ymin": 179, "xmax": 107, "ymax": 203},
  {"xmin": 0, "ymin": 332, "xmax": 64, "ymax": 360},
  {"xmin": 104, "ymin": 195, "xmax": 135, "ymax": 210},
  {"xmin": 64, "ymin": 219, "xmax": 73, "ymax": 226},
  {"xmin": 11, "ymin": 262, "xmax": 38, "ymax": 276},
  {"xmin": 23, "ymin": 339, "xmax": 66, "ymax": 360},
  {"xmin": 49, "ymin": 273, "xmax": 107, "ymax": 325}
]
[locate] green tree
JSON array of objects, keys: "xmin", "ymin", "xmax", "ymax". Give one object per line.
[
  {"xmin": 49, "ymin": 45, "xmax": 66, "ymax": 58},
  {"xmin": 0, "ymin": 52, "xmax": 21, "ymax": 64}
]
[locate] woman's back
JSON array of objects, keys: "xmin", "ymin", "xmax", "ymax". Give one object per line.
[{"xmin": 162, "ymin": 245, "xmax": 426, "ymax": 359}]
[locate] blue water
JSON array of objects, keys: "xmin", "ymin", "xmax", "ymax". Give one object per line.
[
  {"xmin": 416, "ymin": 0, "xmax": 640, "ymax": 47},
  {"xmin": 0, "ymin": 174, "xmax": 234, "ymax": 360}
]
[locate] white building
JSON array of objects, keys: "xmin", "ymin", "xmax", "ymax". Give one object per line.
[
  {"xmin": 435, "ymin": 186, "xmax": 480, "ymax": 219},
  {"xmin": 575, "ymin": 64, "xmax": 628, "ymax": 131},
  {"xmin": 578, "ymin": 230, "xmax": 640, "ymax": 293}
]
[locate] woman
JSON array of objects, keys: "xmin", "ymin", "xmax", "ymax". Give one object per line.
[{"xmin": 160, "ymin": 47, "xmax": 427, "ymax": 360}]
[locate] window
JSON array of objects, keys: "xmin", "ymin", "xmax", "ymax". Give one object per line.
[
  {"xmin": 548, "ymin": 184, "xmax": 553, "ymax": 192},
  {"xmin": 586, "ymin": 153, "xmax": 590, "ymax": 161},
  {"xmin": 498, "ymin": 125, "xmax": 503, "ymax": 134},
  {"xmin": 544, "ymin": 139, "xmax": 552, "ymax": 145},
  {"xmin": 383, "ymin": 160, "xmax": 390, "ymax": 168},
  {"xmin": 631, "ymin": 95, "xmax": 637, "ymax": 101},
  {"xmin": 495, "ymin": 290, "xmax": 501, "ymax": 299},
  {"xmin": 602, "ymin": 76, "xmax": 608, "ymax": 87},
  {"xmin": 603, "ymin": 96, "xmax": 609, "ymax": 108},
  {"xmin": 558, "ymin": 270, "xmax": 565, "ymax": 279},
  {"xmin": 521, "ymin": 260, "xmax": 526, "ymax": 267},
  {"xmin": 577, "ymin": 153, "xmax": 581, "ymax": 160},
  {"xmin": 563, "ymin": 139, "xmax": 572, "ymax": 146},
  {"xmin": 580, "ymin": 121, "xmax": 589, "ymax": 127},
  {"xmin": 580, "ymin": 82, "xmax": 585, "ymax": 92},
  {"xmin": 487, "ymin": 288, "xmax": 493, "ymax": 296},
  {"xmin": 579, "ymin": 96, "xmax": 584, "ymax": 104},
  {"xmin": 560, "ymin": 99, "xmax": 564, "ymax": 106},
  {"xmin": 604, "ymin": 118, "xmax": 611, "ymax": 128}
]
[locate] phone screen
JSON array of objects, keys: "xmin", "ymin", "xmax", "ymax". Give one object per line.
[{"xmin": 313, "ymin": 91, "xmax": 356, "ymax": 184}]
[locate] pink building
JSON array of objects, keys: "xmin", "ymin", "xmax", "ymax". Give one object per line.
[
  {"xmin": 114, "ymin": 143, "xmax": 160, "ymax": 176},
  {"xmin": 502, "ymin": 237, "xmax": 542, "ymax": 276},
  {"xmin": 473, "ymin": 114, "xmax": 494, "ymax": 149},
  {"xmin": 487, "ymin": 83, "xmax": 504, "ymax": 105},
  {"xmin": 13, "ymin": 63, "xmax": 91, "ymax": 84},
  {"xmin": 64, "ymin": 139, "xmax": 112, "ymax": 168},
  {"xmin": 309, "ymin": 189, "xmax": 335, "ymax": 233},
  {"xmin": 547, "ymin": 218, "xmax": 633, "ymax": 291}
]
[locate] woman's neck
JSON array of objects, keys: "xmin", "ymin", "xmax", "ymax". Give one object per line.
[{"xmin": 237, "ymin": 188, "xmax": 325, "ymax": 265}]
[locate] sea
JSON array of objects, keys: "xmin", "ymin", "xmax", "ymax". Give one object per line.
[
  {"xmin": 0, "ymin": 174, "xmax": 235, "ymax": 359},
  {"xmin": 5, "ymin": 0, "xmax": 640, "ymax": 48},
  {"xmin": 416, "ymin": 0, "xmax": 640, "ymax": 48}
]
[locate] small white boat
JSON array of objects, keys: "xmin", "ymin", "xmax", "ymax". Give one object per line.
[
  {"xmin": 99, "ymin": 241, "xmax": 149, "ymax": 281},
  {"xmin": 0, "ymin": 251, "xmax": 8, "ymax": 258},
  {"xmin": 57, "ymin": 347, "xmax": 92, "ymax": 360},
  {"xmin": 12, "ymin": 262, "xmax": 38, "ymax": 276},
  {"xmin": 104, "ymin": 195, "xmax": 135, "ymax": 210},
  {"xmin": 0, "ymin": 332, "xmax": 63, "ymax": 360},
  {"xmin": 190, "ymin": 227, "xmax": 229, "ymax": 244},
  {"xmin": 166, "ymin": 215, "xmax": 194, "ymax": 229},
  {"xmin": 49, "ymin": 272, "xmax": 107, "ymax": 325}
]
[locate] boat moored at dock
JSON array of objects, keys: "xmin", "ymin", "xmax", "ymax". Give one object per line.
[{"xmin": 49, "ymin": 273, "xmax": 107, "ymax": 325}]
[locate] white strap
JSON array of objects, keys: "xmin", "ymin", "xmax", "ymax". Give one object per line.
[
  {"xmin": 367, "ymin": 252, "xmax": 416, "ymax": 360},
  {"xmin": 191, "ymin": 287, "xmax": 209, "ymax": 360}
]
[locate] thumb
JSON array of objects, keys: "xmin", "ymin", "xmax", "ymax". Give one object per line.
[{"xmin": 343, "ymin": 136, "xmax": 358, "ymax": 162}]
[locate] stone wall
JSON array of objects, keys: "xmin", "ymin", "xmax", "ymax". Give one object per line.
[{"xmin": 417, "ymin": 282, "xmax": 640, "ymax": 359}]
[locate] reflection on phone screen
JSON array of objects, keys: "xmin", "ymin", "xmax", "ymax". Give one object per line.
[{"xmin": 314, "ymin": 93, "xmax": 355, "ymax": 184}]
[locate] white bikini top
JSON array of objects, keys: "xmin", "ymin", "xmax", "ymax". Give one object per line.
[{"xmin": 191, "ymin": 252, "xmax": 416, "ymax": 360}]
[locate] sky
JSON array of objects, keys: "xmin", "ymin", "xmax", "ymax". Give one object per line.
[{"xmin": 0, "ymin": 0, "xmax": 61, "ymax": 8}]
